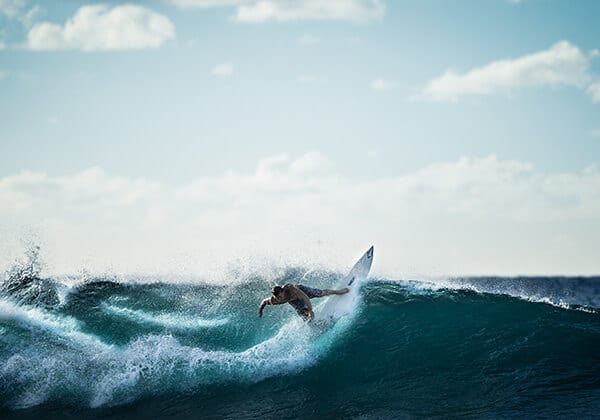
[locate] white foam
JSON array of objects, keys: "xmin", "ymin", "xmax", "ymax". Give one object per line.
[
  {"xmin": 89, "ymin": 318, "xmax": 319, "ymax": 407},
  {"xmin": 54, "ymin": 282, "xmax": 76, "ymax": 306},
  {"xmin": 101, "ymin": 303, "xmax": 230, "ymax": 329},
  {"xmin": 0, "ymin": 299, "xmax": 112, "ymax": 350}
]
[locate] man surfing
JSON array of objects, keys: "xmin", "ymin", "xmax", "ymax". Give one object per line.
[{"xmin": 258, "ymin": 284, "xmax": 349, "ymax": 321}]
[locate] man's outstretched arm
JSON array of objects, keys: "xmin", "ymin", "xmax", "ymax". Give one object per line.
[{"xmin": 258, "ymin": 297, "xmax": 272, "ymax": 317}]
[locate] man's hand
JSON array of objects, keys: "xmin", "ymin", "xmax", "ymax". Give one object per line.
[
  {"xmin": 259, "ymin": 307, "xmax": 264, "ymax": 318},
  {"xmin": 339, "ymin": 287, "xmax": 349, "ymax": 294},
  {"xmin": 308, "ymin": 309, "xmax": 315, "ymax": 321}
]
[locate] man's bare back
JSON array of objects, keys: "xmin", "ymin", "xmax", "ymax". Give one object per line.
[{"xmin": 258, "ymin": 284, "xmax": 349, "ymax": 321}]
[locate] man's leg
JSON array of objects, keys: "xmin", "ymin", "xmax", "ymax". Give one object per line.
[
  {"xmin": 322, "ymin": 288, "xmax": 349, "ymax": 296},
  {"xmin": 297, "ymin": 284, "xmax": 348, "ymax": 298}
]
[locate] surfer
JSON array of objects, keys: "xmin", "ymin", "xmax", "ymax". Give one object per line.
[{"xmin": 258, "ymin": 284, "xmax": 349, "ymax": 321}]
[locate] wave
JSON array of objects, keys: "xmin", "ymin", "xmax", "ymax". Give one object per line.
[{"xmin": 1, "ymin": 250, "xmax": 600, "ymax": 416}]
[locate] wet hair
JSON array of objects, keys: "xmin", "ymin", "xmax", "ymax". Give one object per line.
[{"xmin": 272, "ymin": 285, "xmax": 283, "ymax": 296}]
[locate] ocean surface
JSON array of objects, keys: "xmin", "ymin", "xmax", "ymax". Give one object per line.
[{"xmin": 1, "ymin": 252, "xmax": 600, "ymax": 418}]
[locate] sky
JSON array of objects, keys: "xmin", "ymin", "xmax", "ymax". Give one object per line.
[{"xmin": 0, "ymin": 0, "xmax": 599, "ymax": 277}]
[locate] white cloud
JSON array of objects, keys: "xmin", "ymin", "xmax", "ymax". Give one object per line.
[
  {"xmin": 0, "ymin": 0, "xmax": 24, "ymax": 18},
  {"xmin": 212, "ymin": 62, "xmax": 233, "ymax": 76},
  {"xmin": 19, "ymin": 4, "xmax": 41, "ymax": 27},
  {"xmin": 0, "ymin": 167, "xmax": 160, "ymax": 210},
  {"xmin": 0, "ymin": 0, "xmax": 40, "ymax": 28},
  {"xmin": 1, "ymin": 153, "xmax": 600, "ymax": 276},
  {"xmin": 234, "ymin": 0, "xmax": 384, "ymax": 23},
  {"xmin": 588, "ymin": 81, "xmax": 600, "ymax": 103},
  {"xmin": 289, "ymin": 151, "xmax": 331, "ymax": 175},
  {"xmin": 27, "ymin": 5, "xmax": 175, "ymax": 51},
  {"xmin": 0, "ymin": 1, "xmax": 40, "ymax": 50},
  {"xmin": 167, "ymin": 0, "xmax": 251, "ymax": 7},
  {"xmin": 164, "ymin": 0, "xmax": 384, "ymax": 23},
  {"xmin": 370, "ymin": 78, "xmax": 396, "ymax": 91},
  {"xmin": 418, "ymin": 41, "xmax": 594, "ymax": 102}
]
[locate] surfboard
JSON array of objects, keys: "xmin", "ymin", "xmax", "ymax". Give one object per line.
[{"xmin": 317, "ymin": 246, "xmax": 374, "ymax": 322}]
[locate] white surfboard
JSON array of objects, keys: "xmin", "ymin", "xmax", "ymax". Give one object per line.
[{"xmin": 318, "ymin": 246, "xmax": 374, "ymax": 321}]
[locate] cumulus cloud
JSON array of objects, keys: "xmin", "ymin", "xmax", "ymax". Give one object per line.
[
  {"xmin": 167, "ymin": 0, "xmax": 251, "ymax": 6},
  {"xmin": 164, "ymin": 0, "xmax": 384, "ymax": 23},
  {"xmin": 175, "ymin": 153, "xmax": 333, "ymax": 203},
  {"xmin": 27, "ymin": 4, "xmax": 175, "ymax": 51},
  {"xmin": 418, "ymin": 41, "xmax": 595, "ymax": 102},
  {"xmin": 19, "ymin": 4, "xmax": 41, "ymax": 27},
  {"xmin": 0, "ymin": 0, "xmax": 41, "ymax": 30},
  {"xmin": 0, "ymin": 0, "xmax": 24, "ymax": 18},
  {"xmin": 588, "ymin": 81, "xmax": 600, "ymax": 103},
  {"xmin": 212, "ymin": 62, "xmax": 233, "ymax": 76},
  {"xmin": 0, "ymin": 167, "xmax": 160, "ymax": 212},
  {"xmin": 233, "ymin": 0, "xmax": 384, "ymax": 23},
  {"xmin": 1, "ymin": 153, "xmax": 600, "ymax": 275}
]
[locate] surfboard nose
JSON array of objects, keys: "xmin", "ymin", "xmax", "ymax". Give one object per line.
[{"xmin": 367, "ymin": 245, "xmax": 374, "ymax": 259}]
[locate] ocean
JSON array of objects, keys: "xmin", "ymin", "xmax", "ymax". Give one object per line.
[{"xmin": 1, "ymin": 252, "xmax": 600, "ymax": 418}]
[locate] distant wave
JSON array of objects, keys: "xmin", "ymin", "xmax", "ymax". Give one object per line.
[{"xmin": 391, "ymin": 276, "xmax": 600, "ymax": 312}]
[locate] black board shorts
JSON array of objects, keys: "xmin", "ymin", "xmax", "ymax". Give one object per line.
[{"xmin": 288, "ymin": 284, "xmax": 324, "ymax": 318}]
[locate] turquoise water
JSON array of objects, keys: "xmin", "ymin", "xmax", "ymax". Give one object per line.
[{"xmin": 1, "ymin": 259, "xmax": 600, "ymax": 418}]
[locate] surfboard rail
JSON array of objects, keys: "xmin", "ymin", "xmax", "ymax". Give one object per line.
[{"xmin": 318, "ymin": 246, "xmax": 374, "ymax": 321}]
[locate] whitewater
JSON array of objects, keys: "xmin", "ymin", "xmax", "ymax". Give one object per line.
[{"xmin": 1, "ymin": 248, "xmax": 599, "ymax": 418}]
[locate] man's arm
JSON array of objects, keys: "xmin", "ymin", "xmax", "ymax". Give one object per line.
[{"xmin": 258, "ymin": 297, "xmax": 272, "ymax": 317}]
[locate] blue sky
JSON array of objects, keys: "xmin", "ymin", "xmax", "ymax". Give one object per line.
[{"xmin": 1, "ymin": 0, "xmax": 599, "ymax": 276}]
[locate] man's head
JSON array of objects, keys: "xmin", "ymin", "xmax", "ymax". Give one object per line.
[
  {"xmin": 271, "ymin": 285, "xmax": 283, "ymax": 297},
  {"xmin": 272, "ymin": 284, "xmax": 292, "ymax": 302}
]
